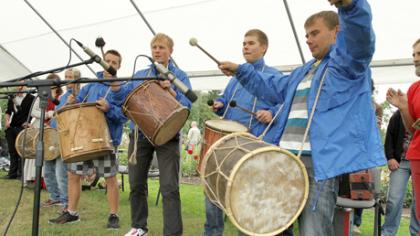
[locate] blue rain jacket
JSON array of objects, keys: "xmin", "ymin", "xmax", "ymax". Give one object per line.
[{"xmin": 234, "ymin": 0, "xmax": 386, "ymax": 181}]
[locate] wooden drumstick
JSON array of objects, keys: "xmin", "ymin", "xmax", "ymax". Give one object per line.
[
  {"xmin": 229, "ymin": 100, "xmax": 257, "ymax": 116},
  {"xmin": 189, "ymin": 37, "xmax": 221, "ymax": 65}
]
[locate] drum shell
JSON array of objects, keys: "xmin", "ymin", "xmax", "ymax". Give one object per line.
[
  {"xmin": 201, "ymin": 132, "xmax": 309, "ymax": 235},
  {"xmin": 123, "ymin": 81, "xmax": 189, "ymax": 146},
  {"xmin": 198, "ymin": 119, "xmax": 248, "ymax": 173},
  {"xmin": 15, "ymin": 127, "xmax": 60, "ymax": 161},
  {"xmin": 56, "ymin": 103, "xmax": 113, "ymax": 163}
]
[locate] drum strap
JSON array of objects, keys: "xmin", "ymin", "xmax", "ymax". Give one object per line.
[
  {"xmin": 128, "ymin": 126, "xmax": 140, "ymax": 165},
  {"xmin": 297, "ymin": 66, "xmax": 328, "ymax": 159},
  {"xmin": 222, "ymin": 66, "xmax": 265, "ymax": 128}
]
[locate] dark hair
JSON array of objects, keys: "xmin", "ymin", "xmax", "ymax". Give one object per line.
[
  {"xmin": 105, "ymin": 49, "xmax": 122, "ymax": 64},
  {"xmin": 46, "ymin": 73, "xmax": 63, "ymax": 96}
]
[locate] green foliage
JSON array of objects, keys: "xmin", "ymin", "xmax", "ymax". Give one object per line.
[{"xmin": 181, "ymin": 90, "xmax": 220, "ymax": 135}]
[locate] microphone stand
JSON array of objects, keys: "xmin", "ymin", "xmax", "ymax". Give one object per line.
[{"xmin": 0, "ymin": 59, "xmax": 163, "ymax": 236}]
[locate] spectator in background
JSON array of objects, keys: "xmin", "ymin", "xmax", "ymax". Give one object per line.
[
  {"xmin": 382, "ymin": 110, "xmax": 419, "ymax": 236},
  {"xmin": 186, "ymin": 121, "xmax": 201, "ymax": 156}
]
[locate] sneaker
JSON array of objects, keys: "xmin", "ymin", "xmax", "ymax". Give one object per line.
[
  {"xmin": 352, "ymin": 225, "xmax": 362, "ymax": 234},
  {"xmin": 48, "ymin": 211, "xmax": 80, "ymax": 224},
  {"xmin": 107, "ymin": 214, "xmax": 120, "ymax": 229},
  {"xmin": 42, "ymin": 199, "xmax": 62, "ymax": 207},
  {"xmin": 124, "ymin": 228, "xmax": 148, "ymax": 236},
  {"xmin": 57, "ymin": 206, "xmax": 68, "ymax": 215}
]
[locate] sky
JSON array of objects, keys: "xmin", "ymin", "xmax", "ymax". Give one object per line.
[{"xmin": 0, "ymin": 0, "xmax": 419, "ymax": 103}]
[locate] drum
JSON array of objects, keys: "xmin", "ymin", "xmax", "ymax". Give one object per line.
[
  {"xmin": 56, "ymin": 103, "xmax": 113, "ymax": 163},
  {"xmin": 15, "ymin": 127, "xmax": 60, "ymax": 161},
  {"xmin": 197, "ymin": 119, "xmax": 248, "ymax": 173},
  {"xmin": 123, "ymin": 80, "xmax": 189, "ymax": 146},
  {"xmin": 201, "ymin": 132, "xmax": 309, "ymax": 235}
]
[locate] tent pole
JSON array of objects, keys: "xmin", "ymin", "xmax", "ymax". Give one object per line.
[
  {"xmin": 129, "ymin": 0, "xmax": 179, "ymax": 67},
  {"xmin": 24, "ymin": 0, "xmax": 98, "ymax": 77},
  {"xmin": 283, "ymin": 0, "xmax": 306, "ymax": 64}
]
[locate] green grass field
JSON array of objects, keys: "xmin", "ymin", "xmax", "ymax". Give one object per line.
[{"xmin": 0, "ymin": 171, "xmax": 411, "ymax": 236}]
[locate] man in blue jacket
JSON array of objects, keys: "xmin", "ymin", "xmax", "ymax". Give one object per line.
[
  {"xmin": 110, "ymin": 33, "xmax": 191, "ymax": 236},
  {"xmin": 49, "ymin": 50, "xmax": 127, "ymax": 229},
  {"xmin": 204, "ymin": 29, "xmax": 289, "ymax": 236},
  {"xmin": 218, "ymin": 0, "xmax": 386, "ymax": 235}
]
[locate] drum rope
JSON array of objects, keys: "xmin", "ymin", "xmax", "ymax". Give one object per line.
[
  {"xmin": 258, "ymin": 103, "xmax": 284, "ymax": 140},
  {"xmin": 222, "ymin": 66, "xmax": 265, "ymax": 124},
  {"xmin": 128, "ymin": 126, "xmax": 139, "ymax": 165},
  {"xmin": 297, "ymin": 66, "xmax": 328, "ymax": 159}
]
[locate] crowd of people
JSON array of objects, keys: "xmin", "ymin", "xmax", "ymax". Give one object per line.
[{"xmin": 1, "ymin": 0, "xmax": 419, "ymax": 235}]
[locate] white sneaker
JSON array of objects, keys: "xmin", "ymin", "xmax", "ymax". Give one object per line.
[
  {"xmin": 124, "ymin": 228, "xmax": 148, "ymax": 236},
  {"xmin": 352, "ymin": 225, "xmax": 362, "ymax": 234}
]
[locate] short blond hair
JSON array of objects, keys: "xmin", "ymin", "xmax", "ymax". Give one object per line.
[
  {"xmin": 413, "ymin": 38, "xmax": 420, "ymax": 48},
  {"xmin": 151, "ymin": 33, "xmax": 174, "ymax": 49}
]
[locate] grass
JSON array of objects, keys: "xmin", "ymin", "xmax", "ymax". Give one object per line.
[{"xmin": 0, "ymin": 170, "xmax": 411, "ymax": 236}]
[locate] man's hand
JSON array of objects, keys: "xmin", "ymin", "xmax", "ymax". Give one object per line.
[
  {"xmin": 67, "ymin": 94, "xmax": 76, "ymax": 104},
  {"xmin": 96, "ymin": 98, "xmax": 109, "ymax": 112},
  {"xmin": 212, "ymin": 101, "xmax": 224, "ymax": 112},
  {"xmin": 158, "ymin": 80, "xmax": 177, "ymax": 97},
  {"xmin": 386, "ymin": 88, "xmax": 407, "ymax": 109},
  {"xmin": 255, "ymin": 110, "xmax": 273, "ymax": 124},
  {"xmin": 387, "ymin": 159, "xmax": 400, "ymax": 171},
  {"xmin": 218, "ymin": 61, "xmax": 239, "ymax": 77},
  {"xmin": 329, "ymin": 0, "xmax": 352, "ymax": 8},
  {"xmin": 5, "ymin": 121, "xmax": 10, "ymax": 129}
]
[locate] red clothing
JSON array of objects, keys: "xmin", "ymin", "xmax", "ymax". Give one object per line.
[
  {"xmin": 44, "ymin": 98, "xmax": 56, "ymax": 125},
  {"xmin": 407, "ymin": 81, "xmax": 420, "ymax": 160}
]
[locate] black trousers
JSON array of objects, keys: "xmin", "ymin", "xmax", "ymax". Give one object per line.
[
  {"xmin": 5, "ymin": 127, "xmax": 24, "ymax": 177},
  {"xmin": 128, "ymin": 133, "xmax": 183, "ymax": 236}
]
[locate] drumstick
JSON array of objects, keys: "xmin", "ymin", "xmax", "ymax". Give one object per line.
[
  {"xmin": 189, "ymin": 37, "xmax": 221, "ymax": 65},
  {"xmin": 229, "ymin": 100, "xmax": 257, "ymax": 116}
]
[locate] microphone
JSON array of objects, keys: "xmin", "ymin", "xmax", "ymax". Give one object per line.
[
  {"xmin": 153, "ymin": 61, "xmax": 197, "ymax": 102},
  {"xmin": 229, "ymin": 100, "xmax": 257, "ymax": 116},
  {"xmin": 207, "ymin": 100, "xmax": 214, "ymax": 106},
  {"xmin": 75, "ymin": 39, "xmax": 117, "ymax": 76}
]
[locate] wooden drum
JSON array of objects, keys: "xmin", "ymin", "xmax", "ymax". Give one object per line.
[
  {"xmin": 56, "ymin": 103, "xmax": 113, "ymax": 163},
  {"xmin": 123, "ymin": 80, "xmax": 189, "ymax": 146},
  {"xmin": 15, "ymin": 127, "xmax": 60, "ymax": 161},
  {"xmin": 201, "ymin": 132, "xmax": 309, "ymax": 235},
  {"xmin": 197, "ymin": 119, "xmax": 248, "ymax": 173}
]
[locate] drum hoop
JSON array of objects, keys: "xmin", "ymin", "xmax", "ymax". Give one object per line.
[
  {"xmin": 225, "ymin": 146, "xmax": 309, "ymax": 236},
  {"xmin": 152, "ymin": 107, "xmax": 190, "ymax": 146},
  {"xmin": 205, "ymin": 119, "xmax": 248, "ymax": 133}
]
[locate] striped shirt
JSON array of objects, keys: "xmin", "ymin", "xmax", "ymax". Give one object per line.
[{"xmin": 279, "ymin": 62, "xmax": 319, "ymax": 155}]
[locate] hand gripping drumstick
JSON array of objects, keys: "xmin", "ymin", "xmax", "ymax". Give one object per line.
[{"xmin": 189, "ymin": 37, "xmax": 221, "ymax": 65}]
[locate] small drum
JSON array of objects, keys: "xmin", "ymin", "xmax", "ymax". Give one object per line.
[
  {"xmin": 56, "ymin": 103, "xmax": 113, "ymax": 163},
  {"xmin": 197, "ymin": 119, "xmax": 248, "ymax": 173},
  {"xmin": 123, "ymin": 80, "xmax": 189, "ymax": 146},
  {"xmin": 15, "ymin": 127, "xmax": 60, "ymax": 161},
  {"xmin": 201, "ymin": 132, "xmax": 309, "ymax": 235}
]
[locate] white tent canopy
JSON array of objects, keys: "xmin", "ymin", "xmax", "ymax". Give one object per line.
[{"xmin": 0, "ymin": 0, "xmax": 419, "ymax": 101}]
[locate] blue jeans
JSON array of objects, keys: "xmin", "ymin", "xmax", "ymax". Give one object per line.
[
  {"xmin": 298, "ymin": 160, "xmax": 339, "ymax": 236},
  {"xmin": 382, "ymin": 159, "xmax": 419, "ymax": 236},
  {"xmin": 44, "ymin": 157, "xmax": 68, "ymax": 205},
  {"xmin": 353, "ymin": 208, "xmax": 363, "ymax": 227},
  {"xmin": 203, "ymin": 196, "xmax": 224, "ymax": 236}
]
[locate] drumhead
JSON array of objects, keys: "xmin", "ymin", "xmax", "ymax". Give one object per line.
[
  {"xmin": 228, "ymin": 147, "xmax": 308, "ymax": 235},
  {"xmin": 153, "ymin": 107, "xmax": 189, "ymax": 146},
  {"xmin": 205, "ymin": 119, "xmax": 248, "ymax": 133}
]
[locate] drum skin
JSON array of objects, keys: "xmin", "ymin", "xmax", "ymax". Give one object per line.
[
  {"xmin": 197, "ymin": 119, "xmax": 248, "ymax": 173},
  {"xmin": 15, "ymin": 127, "xmax": 60, "ymax": 161},
  {"xmin": 56, "ymin": 103, "xmax": 113, "ymax": 163},
  {"xmin": 201, "ymin": 132, "xmax": 309, "ymax": 235},
  {"xmin": 123, "ymin": 81, "xmax": 189, "ymax": 146}
]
